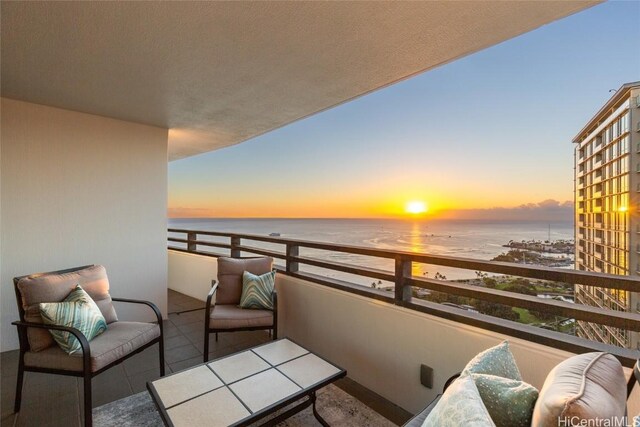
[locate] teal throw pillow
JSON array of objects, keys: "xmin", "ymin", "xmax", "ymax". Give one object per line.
[
  {"xmin": 462, "ymin": 341, "xmax": 522, "ymax": 380},
  {"xmin": 471, "ymin": 373, "xmax": 539, "ymax": 427},
  {"xmin": 422, "ymin": 374, "xmax": 496, "ymax": 427},
  {"xmin": 239, "ymin": 270, "xmax": 276, "ymax": 310},
  {"xmin": 39, "ymin": 284, "xmax": 107, "ymax": 354}
]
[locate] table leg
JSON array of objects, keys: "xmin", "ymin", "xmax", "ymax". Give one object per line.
[{"xmin": 311, "ymin": 392, "xmax": 330, "ymax": 427}]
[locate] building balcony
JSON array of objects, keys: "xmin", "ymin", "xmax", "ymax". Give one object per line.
[{"xmin": 2, "ymin": 229, "xmax": 640, "ymax": 425}]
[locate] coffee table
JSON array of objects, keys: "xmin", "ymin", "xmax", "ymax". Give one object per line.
[{"xmin": 147, "ymin": 338, "xmax": 347, "ymax": 427}]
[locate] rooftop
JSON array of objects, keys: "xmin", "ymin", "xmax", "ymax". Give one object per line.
[{"xmin": 572, "ymin": 80, "xmax": 640, "ymax": 144}]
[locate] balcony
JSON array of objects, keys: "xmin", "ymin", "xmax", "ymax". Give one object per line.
[
  {"xmin": 164, "ymin": 229, "xmax": 640, "ymax": 416},
  {"xmin": 2, "ymin": 229, "xmax": 640, "ymax": 425}
]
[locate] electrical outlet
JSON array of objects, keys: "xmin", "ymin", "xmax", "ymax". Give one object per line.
[{"xmin": 420, "ymin": 364, "xmax": 433, "ymax": 389}]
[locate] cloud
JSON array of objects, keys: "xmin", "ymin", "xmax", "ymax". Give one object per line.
[
  {"xmin": 167, "ymin": 207, "xmax": 214, "ymax": 218},
  {"xmin": 438, "ymin": 199, "xmax": 573, "ymax": 221},
  {"xmin": 168, "ymin": 199, "xmax": 575, "ymax": 221},
  {"xmin": 517, "ymin": 199, "xmax": 573, "ymax": 210}
]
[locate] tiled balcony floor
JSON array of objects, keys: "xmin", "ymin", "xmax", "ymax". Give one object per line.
[{"xmin": 0, "ymin": 290, "xmax": 411, "ymax": 426}]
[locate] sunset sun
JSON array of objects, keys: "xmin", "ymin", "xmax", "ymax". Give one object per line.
[{"xmin": 405, "ymin": 200, "xmax": 428, "ymax": 215}]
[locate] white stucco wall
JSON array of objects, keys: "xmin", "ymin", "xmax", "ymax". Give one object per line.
[
  {"xmin": 275, "ymin": 274, "xmax": 581, "ymax": 413},
  {"xmin": 168, "ymin": 250, "xmax": 217, "ymax": 301},
  {"xmin": 0, "ymin": 98, "xmax": 168, "ymax": 351}
]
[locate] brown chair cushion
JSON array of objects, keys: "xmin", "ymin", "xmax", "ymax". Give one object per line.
[
  {"xmin": 17, "ymin": 265, "xmax": 119, "ymax": 352},
  {"xmin": 23, "ymin": 321, "xmax": 159, "ymax": 372},
  {"xmin": 531, "ymin": 352, "xmax": 627, "ymax": 427},
  {"xmin": 216, "ymin": 257, "xmax": 273, "ymax": 305},
  {"xmin": 209, "ymin": 304, "xmax": 273, "ymax": 330}
]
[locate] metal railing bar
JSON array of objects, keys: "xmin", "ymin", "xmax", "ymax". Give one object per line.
[
  {"xmin": 408, "ymin": 276, "xmax": 640, "ymax": 331},
  {"xmin": 291, "ymin": 255, "xmax": 395, "ymax": 282},
  {"xmin": 235, "ymin": 245, "xmax": 286, "ymax": 259},
  {"xmin": 167, "ymin": 229, "xmax": 637, "ymax": 290}
]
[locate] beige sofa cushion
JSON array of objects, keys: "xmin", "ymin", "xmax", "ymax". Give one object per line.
[
  {"xmin": 17, "ymin": 265, "xmax": 118, "ymax": 352},
  {"xmin": 531, "ymin": 352, "xmax": 626, "ymax": 427},
  {"xmin": 209, "ymin": 304, "xmax": 273, "ymax": 329},
  {"xmin": 23, "ymin": 321, "xmax": 159, "ymax": 372},
  {"xmin": 217, "ymin": 257, "xmax": 273, "ymax": 305}
]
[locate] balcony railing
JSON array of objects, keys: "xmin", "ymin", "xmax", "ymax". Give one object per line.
[{"xmin": 167, "ymin": 228, "xmax": 640, "ymax": 367}]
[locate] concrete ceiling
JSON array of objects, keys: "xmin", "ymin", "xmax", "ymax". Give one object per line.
[{"xmin": 1, "ymin": 1, "xmax": 599, "ymax": 161}]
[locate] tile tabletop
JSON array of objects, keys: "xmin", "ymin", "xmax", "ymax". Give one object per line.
[
  {"xmin": 166, "ymin": 387, "xmax": 250, "ymax": 427},
  {"xmin": 208, "ymin": 350, "xmax": 270, "ymax": 384},
  {"xmin": 278, "ymin": 353, "xmax": 341, "ymax": 389},
  {"xmin": 152, "ymin": 365, "xmax": 223, "ymax": 408},
  {"xmin": 229, "ymin": 369, "xmax": 300, "ymax": 413},
  {"xmin": 252, "ymin": 339, "xmax": 308, "ymax": 365},
  {"xmin": 148, "ymin": 338, "xmax": 346, "ymax": 427}
]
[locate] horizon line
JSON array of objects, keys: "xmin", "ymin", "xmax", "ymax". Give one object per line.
[{"xmin": 169, "ymin": 216, "xmax": 575, "ymax": 222}]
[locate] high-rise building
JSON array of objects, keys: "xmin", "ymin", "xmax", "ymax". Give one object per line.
[{"xmin": 574, "ymin": 81, "xmax": 640, "ymax": 349}]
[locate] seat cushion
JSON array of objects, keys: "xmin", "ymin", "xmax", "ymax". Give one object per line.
[
  {"xmin": 531, "ymin": 352, "xmax": 626, "ymax": 427},
  {"xmin": 209, "ymin": 304, "xmax": 273, "ymax": 330},
  {"xmin": 17, "ymin": 265, "xmax": 118, "ymax": 352},
  {"xmin": 23, "ymin": 321, "xmax": 160, "ymax": 372},
  {"xmin": 217, "ymin": 257, "xmax": 273, "ymax": 305}
]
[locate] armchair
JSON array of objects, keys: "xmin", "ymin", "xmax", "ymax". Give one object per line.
[
  {"xmin": 203, "ymin": 257, "xmax": 277, "ymax": 362},
  {"xmin": 12, "ymin": 265, "xmax": 164, "ymax": 427}
]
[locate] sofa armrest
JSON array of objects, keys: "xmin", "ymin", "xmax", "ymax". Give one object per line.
[
  {"xmin": 403, "ymin": 395, "xmax": 442, "ymax": 426},
  {"xmin": 272, "ymin": 289, "xmax": 278, "ymax": 339},
  {"xmin": 628, "ymin": 359, "xmax": 640, "ymax": 397},
  {"xmin": 205, "ymin": 280, "xmax": 219, "ymax": 331},
  {"xmin": 12, "ymin": 321, "xmax": 91, "ymax": 370},
  {"xmin": 206, "ymin": 281, "xmax": 218, "ymax": 311},
  {"xmin": 402, "ymin": 372, "xmax": 461, "ymax": 426},
  {"xmin": 111, "ymin": 298, "xmax": 163, "ymax": 326},
  {"xmin": 111, "ymin": 298, "xmax": 164, "ymax": 341},
  {"xmin": 443, "ymin": 372, "xmax": 461, "ymax": 392}
]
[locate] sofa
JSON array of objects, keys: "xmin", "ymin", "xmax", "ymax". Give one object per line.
[{"xmin": 404, "ymin": 342, "xmax": 639, "ymax": 427}]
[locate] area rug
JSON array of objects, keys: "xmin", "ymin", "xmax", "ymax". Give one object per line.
[{"xmin": 93, "ymin": 383, "xmax": 396, "ymax": 426}]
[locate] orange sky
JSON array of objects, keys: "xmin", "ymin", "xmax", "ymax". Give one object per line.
[
  {"xmin": 168, "ymin": 194, "xmax": 574, "ymax": 221},
  {"xmin": 168, "ymin": 159, "xmax": 576, "ymax": 219}
]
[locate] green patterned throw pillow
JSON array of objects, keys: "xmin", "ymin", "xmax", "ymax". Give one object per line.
[
  {"xmin": 39, "ymin": 285, "xmax": 107, "ymax": 354},
  {"xmin": 471, "ymin": 373, "xmax": 539, "ymax": 427},
  {"xmin": 422, "ymin": 374, "xmax": 496, "ymax": 427},
  {"xmin": 239, "ymin": 270, "xmax": 276, "ymax": 310},
  {"xmin": 462, "ymin": 341, "xmax": 522, "ymax": 381}
]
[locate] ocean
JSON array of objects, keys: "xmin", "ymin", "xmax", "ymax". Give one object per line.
[{"xmin": 168, "ymin": 218, "xmax": 574, "ymax": 286}]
